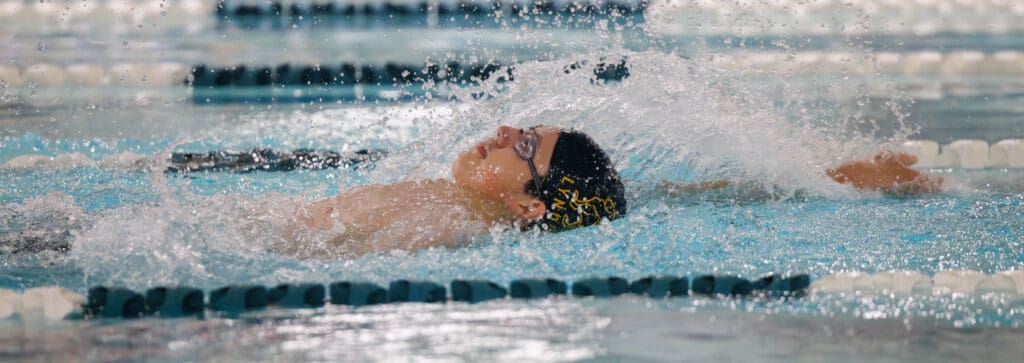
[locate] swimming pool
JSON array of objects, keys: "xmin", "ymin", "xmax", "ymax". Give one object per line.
[{"xmin": 3, "ymin": 0, "xmax": 1024, "ymax": 361}]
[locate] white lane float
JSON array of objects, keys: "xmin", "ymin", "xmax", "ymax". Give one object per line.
[
  {"xmin": 933, "ymin": 270, "xmax": 989, "ymax": 293},
  {"xmin": 24, "ymin": 63, "xmax": 66, "ymax": 86},
  {"xmin": 902, "ymin": 139, "xmax": 1024, "ymax": 169},
  {"xmin": 0, "ymin": 289, "xmax": 20, "ymax": 319},
  {"xmin": 814, "ymin": 270, "xmax": 1024, "ymax": 295},
  {"xmin": 856, "ymin": 271, "xmax": 932, "ymax": 294},
  {"xmin": 990, "ymin": 139, "xmax": 1024, "ymax": 168},
  {"xmin": 19, "ymin": 287, "xmax": 85, "ymax": 321},
  {"xmin": 809, "ymin": 272, "xmax": 864, "ymax": 293},
  {"xmin": 66, "ymin": 64, "xmax": 109, "ymax": 85},
  {"xmin": 943, "ymin": 139, "xmax": 991, "ymax": 169},
  {"xmin": 0, "ymin": 287, "xmax": 85, "ymax": 321}
]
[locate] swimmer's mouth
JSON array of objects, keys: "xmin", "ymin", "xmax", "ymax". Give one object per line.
[{"xmin": 476, "ymin": 143, "xmax": 488, "ymax": 158}]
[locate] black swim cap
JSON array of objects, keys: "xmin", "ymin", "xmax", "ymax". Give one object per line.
[{"xmin": 529, "ymin": 130, "xmax": 627, "ymax": 232}]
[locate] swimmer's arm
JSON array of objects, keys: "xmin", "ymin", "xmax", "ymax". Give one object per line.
[
  {"xmin": 658, "ymin": 151, "xmax": 942, "ymax": 197},
  {"xmin": 826, "ymin": 151, "xmax": 943, "ymax": 194},
  {"xmin": 295, "ymin": 197, "xmax": 342, "ymax": 230}
]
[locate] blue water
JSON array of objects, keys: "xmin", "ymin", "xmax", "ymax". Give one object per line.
[{"xmin": 4, "ymin": 1, "xmax": 1024, "ymax": 361}]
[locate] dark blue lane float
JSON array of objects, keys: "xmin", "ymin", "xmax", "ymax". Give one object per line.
[
  {"xmin": 751, "ymin": 274, "xmax": 811, "ymax": 298},
  {"xmin": 691, "ymin": 275, "xmax": 754, "ymax": 297},
  {"xmin": 509, "ymin": 278, "xmax": 567, "ymax": 299},
  {"xmin": 68, "ymin": 273, "xmax": 810, "ymax": 320},
  {"xmin": 209, "ymin": 285, "xmax": 268, "ymax": 313},
  {"xmin": 85, "ymin": 287, "xmax": 146, "ymax": 319},
  {"xmin": 166, "ymin": 148, "xmax": 385, "ymax": 174},
  {"xmin": 145, "ymin": 286, "xmax": 205, "ymax": 317},
  {"xmin": 186, "ymin": 60, "xmax": 628, "ymax": 104},
  {"xmin": 450, "ymin": 279, "xmax": 508, "ymax": 303},
  {"xmin": 629, "ymin": 275, "xmax": 688, "ymax": 298},
  {"xmin": 267, "ymin": 283, "xmax": 326, "ymax": 308},
  {"xmin": 186, "ymin": 61, "xmax": 512, "ymax": 88},
  {"xmin": 330, "ymin": 282, "xmax": 388, "ymax": 307},
  {"xmin": 388, "ymin": 280, "xmax": 447, "ymax": 303},
  {"xmin": 214, "ymin": 1, "xmax": 648, "ymax": 20},
  {"xmin": 572, "ymin": 276, "xmax": 630, "ymax": 297}
]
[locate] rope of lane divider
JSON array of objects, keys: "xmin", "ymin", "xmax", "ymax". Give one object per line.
[
  {"xmin": 185, "ymin": 61, "xmax": 514, "ymax": 87},
  {"xmin": 212, "ymin": 0, "xmax": 648, "ymax": 19},
  {"xmin": 0, "ymin": 273, "xmax": 809, "ymax": 321},
  {"xmin": 7, "ymin": 270, "xmax": 1024, "ymax": 321},
  {"xmin": 902, "ymin": 139, "xmax": 1024, "ymax": 169},
  {"xmin": 8, "ymin": 50, "xmax": 1024, "ymax": 89}
]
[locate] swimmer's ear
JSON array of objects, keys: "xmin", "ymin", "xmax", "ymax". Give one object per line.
[{"xmin": 506, "ymin": 195, "xmax": 546, "ymax": 221}]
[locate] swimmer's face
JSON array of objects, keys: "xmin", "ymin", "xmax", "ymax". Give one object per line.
[{"xmin": 453, "ymin": 125, "xmax": 560, "ymax": 215}]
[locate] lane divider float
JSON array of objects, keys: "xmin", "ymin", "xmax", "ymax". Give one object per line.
[
  {"xmin": 902, "ymin": 138, "xmax": 1024, "ymax": 169},
  {"xmin": 212, "ymin": 0, "xmax": 647, "ymax": 19},
  {"xmin": 0, "ymin": 273, "xmax": 808, "ymax": 321},
  {"xmin": 812, "ymin": 270, "xmax": 1024, "ymax": 295},
  {"xmin": 10, "ymin": 270, "xmax": 1024, "ymax": 322},
  {"xmin": 9, "ymin": 50, "xmax": 1024, "ymax": 90}
]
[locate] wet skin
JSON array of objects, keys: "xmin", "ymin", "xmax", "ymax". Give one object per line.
[{"xmin": 292, "ymin": 125, "xmax": 561, "ymax": 255}]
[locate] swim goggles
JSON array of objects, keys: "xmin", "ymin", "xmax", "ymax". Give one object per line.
[{"xmin": 512, "ymin": 129, "xmax": 544, "ymax": 195}]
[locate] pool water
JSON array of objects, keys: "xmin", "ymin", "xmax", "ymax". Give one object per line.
[{"xmin": 3, "ymin": 0, "xmax": 1024, "ymax": 361}]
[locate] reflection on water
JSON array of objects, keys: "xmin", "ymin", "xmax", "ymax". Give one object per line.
[{"xmin": 2, "ymin": 298, "xmax": 1022, "ymax": 362}]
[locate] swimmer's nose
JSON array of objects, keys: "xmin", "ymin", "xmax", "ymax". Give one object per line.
[{"xmin": 495, "ymin": 125, "xmax": 522, "ymax": 148}]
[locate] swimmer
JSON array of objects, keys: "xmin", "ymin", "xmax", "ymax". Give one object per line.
[
  {"xmin": 290, "ymin": 125, "xmax": 627, "ymax": 256},
  {"xmin": 291, "ymin": 125, "xmax": 942, "ymax": 256}
]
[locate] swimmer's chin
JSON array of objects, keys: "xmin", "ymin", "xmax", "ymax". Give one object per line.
[{"xmin": 451, "ymin": 150, "xmax": 480, "ymax": 186}]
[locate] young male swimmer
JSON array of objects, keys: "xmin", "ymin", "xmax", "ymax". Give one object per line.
[
  {"xmin": 290, "ymin": 125, "xmax": 942, "ymax": 256},
  {"xmin": 290, "ymin": 125, "xmax": 626, "ymax": 256}
]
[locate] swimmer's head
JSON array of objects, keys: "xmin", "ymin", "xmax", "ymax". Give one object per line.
[{"xmin": 452, "ymin": 125, "xmax": 626, "ymax": 232}]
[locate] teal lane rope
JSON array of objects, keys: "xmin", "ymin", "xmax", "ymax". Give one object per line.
[
  {"xmin": 185, "ymin": 60, "xmax": 629, "ymax": 88},
  {"xmin": 73, "ymin": 273, "xmax": 809, "ymax": 320},
  {"xmin": 214, "ymin": 1, "xmax": 648, "ymax": 20}
]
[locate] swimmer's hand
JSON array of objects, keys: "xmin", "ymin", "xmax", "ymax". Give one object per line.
[{"xmin": 826, "ymin": 151, "xmax": 942, "ymax": 194}]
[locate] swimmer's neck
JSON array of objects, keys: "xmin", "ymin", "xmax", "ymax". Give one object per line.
[{"xmin": 436, "ymin": 179, "xmax": 520, "ymax": 226}]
